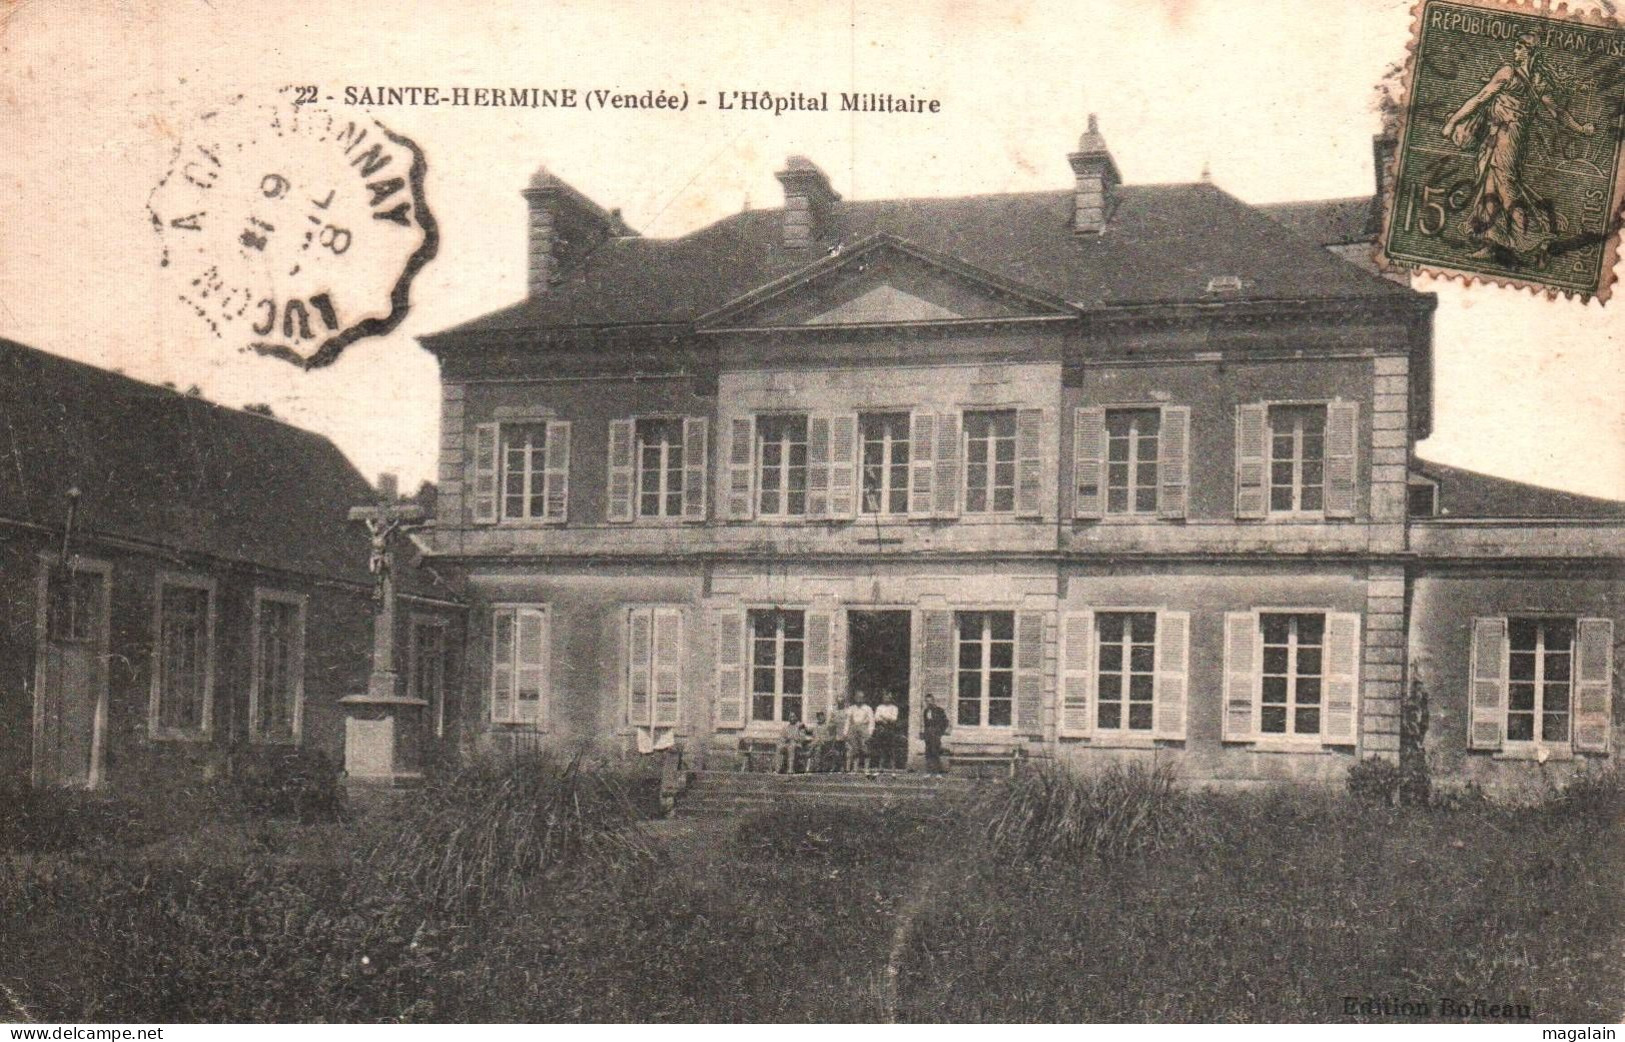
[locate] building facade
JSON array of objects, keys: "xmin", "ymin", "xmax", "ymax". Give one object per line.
[{"xmin": 421, "ymin": 122, "xmax": 1620, "ymax": 788}]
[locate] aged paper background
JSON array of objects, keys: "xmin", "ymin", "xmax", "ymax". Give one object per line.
[{"xmin": 1, "ymin": 0, "xmax": 1619, "ymax": 500}]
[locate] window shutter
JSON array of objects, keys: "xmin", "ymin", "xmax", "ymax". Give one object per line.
[
  {"xmin": 1154, "ymin": 611, "xmax": 1190, "ymax": 740},
  {"xmin": 921, "ymin": 610, "xmax": 954, "ymax": 709},
  {"xmin": 1322, "ymin": 612, "xmax": 1360, "ymax": 745},
  {"xmin": 682, "ymin": 417, "xmax": 709, "ymax": 522},
  {"xmin": 516, "ymin": 608, "xmax": 548, "ymax": 726},
  {"xmin": 1324, "ymin": 401, "xmax": 1359, "ymax": 519},
  {"xmin": 1574, "ymin": 617, "xmax": 1613, "ymax": 753},
  {"xmin": 627, "ymin": 607, "xmax": 652, "ymax": 726},
  {"xmin": 472, "ymin": 423, "xmax": 500, "ymax": 524},
  {"xmin": 828, "ymin": 413, "xmax": 858, "ymax": 519},
  {"xmin": 933, "ymin": 411, "xmax": 960, "ymax": 517},
  {"xmin": 1158, "ymin": 406, "xmax": 1190, "ymax": 520},
  {"xmin": 725, "ymin": 418, "xmax": 755, "ymax": 520},
  {"xmin": 1223, "ymin": 611, "xmax": 1258, "ymax": 740},
  {"xmin": 804, "ymin": 611, "xmax": 833, "ymax": 724},
  {"xmin": 1235, "ymin": 403, "xmax": 1268, "ymax": 520},
  {"xmin": 1468, "ymin": 616, "xmax": 1507, "ymax": 750},
  {"xmin": 491, "ymin": 608, "xmax": 514, "ymax": 723},
  {"xmin": 1016, "ymin": 408, "xmax": 1044, "ymax": 517},
  {"xmin": 1072, "ymin": 407, "xmax": 1106, "ymax": 520},
  {"xmin": 714, "ymin": 609, "xmax": 746, "ymax": 728},
  {"xmin": 543, "ymin": 421, "xmax": 570, "ymax": 523},
  {"xmin": 806, "ymin": 416, "xmax": 832, "ymax": 519},
  {"xmin": 1015, "ymin": 611, "xmax": 1046, "ymax": 737},
  {"xmin": 653, "ymin": 608, "xmax": 683, "ymax": 728},
  {"xmin": 608, "ymin": 419, "xmax": 635, "ymax": 523},
  {"xmin": 1058, "ymin": 610, "xmax": 1094, "ymax": 737},
  {"xmin": 909, "ymin": 412, "xmax": 936, "ymax": 517}
]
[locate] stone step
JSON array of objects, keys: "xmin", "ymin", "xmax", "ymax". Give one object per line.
[{"xmin": 691, "ymin": 772, "xmax": 978, "ymax": 790}]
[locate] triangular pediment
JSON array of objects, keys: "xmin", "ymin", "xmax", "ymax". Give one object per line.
[{"xmin": 698, "ymin": 234, "xmax": 1072, "ymax": 331}]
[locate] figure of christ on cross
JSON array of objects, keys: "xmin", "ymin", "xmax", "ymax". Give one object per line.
[{"xmin": 348, "ymin": 476, "xmax": 425, "ymax": 685}]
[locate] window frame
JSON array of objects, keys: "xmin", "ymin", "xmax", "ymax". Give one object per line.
[
  {"xmin": 490, "ymin": 603, "xmax": 550, "ymax": 727},
  {"xmin": 748, "ymin": 607, "xmax": 807, "ymax": 724},
  {"xmin": 953, "ymin": 609, "xmax": 1017, "ymax": 730},
  {"xmin": 1256, "ymin": 610, "xmax": 1327, "ymax": 739},
  {"xmin": 1103, "ymin": 407, "xmax": 1162, "ymax": 518},
  {"xmin": 249, "ymin": 588, "xmax": 308, "ymax": 745},
  {"xmin": 858, "ymin": 411, "xmax": 913, "ymax": 517},
  {"xmin": 1093, "ymin": 609, "xmax": 1159, "ymax": 733},
  {"xmin": 409, "ymin": 613, "xmax": 451, "ymax": 739},
  {"xmin": 1266, "ymin": 403, "xmax": 1329, "ymax": 518},
  {"xmin": 1505, "ymin": 616, "xmax": 1575, "ymax": 747},
  {"xmin": 500, "ymin": 422, "xmax": 551, "ymax": 522},
  {"xmin": 634, "ymin": 416, "xmax": 687, "ymax": 521},
  {"xmin": 148, "ymin": 571, "xmax": 217, "ymax": 742},
  {"xmin": 962, "ymin": 409, "xmax": 1019, "ymax": 516},
  {"xmin": 755, "ymin": 413, "xmax": 810, "ymax": 520}
]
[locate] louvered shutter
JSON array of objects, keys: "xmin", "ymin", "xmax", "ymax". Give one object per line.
[
  {"xmin": 725, "ymin": 418, "xmax": 755, "ymax": 520},
  {"xmin": 1059, "ymin": 610, "xmax": 1095, "ymax": 737},
  {"xmin": 543, "ymin": 421, "xmax": 570, "ymax": 522},
  {"xmin": 806, "ymin": 416, "xmax": 832, "ymax": 519},
  {"xmin": 804, "ymin": 611, "xmax": 833, "ymax": 724},
  {"xmin": 1073, "ymin": 407, "xmax": 1106, "ymax": 520},
  {"xmin": 608, "ymin": 419, "xmax": 635, "ymax": 522},
  {"xmin": 829, "ymin": 414, "xmax": 857, "ymax": 518},
  {"xmin": 1468, "ymin": 617, "xmax": 1507, "ymax": 750},
  {"xmin": 627, "ymin": 608, "xmax": 652, "ymax": 726},
  {"xmin": 1016, "ymin": 408, "xmax": 1044, "ymax": 517},
  {"xmin": 1574, "ymin": 618, "xmax": 1613, "ymax": 753},
  {"xmin": 921, "ymin": 610, "xmax": 955, "ymax": 711},
  {"xmin": 1324, "ymin": 401, "xmax": 1359, "ymax": 519},
  {"xmin": 491, "ymin": 607, "xmax": 514, "ymax": 722},
  {"xmin": 653, "ymin": 609, "xmax": 683, "ymax": 727},
  {"xmin": 1154, "ymin": 611, "xmax": 1190, "ymax": 740},
  {"xmin": 715, "ymin": 609, "xmax": 746, "ymax": 728},
  {"xmin": 472, "ymin": 423, "xmax": 500, "ymax": 524},
  {"xmin": 1158, "ymin": 406, "xmax": 1190, "ymax": 520},
  {"xmin": 909, "ymin": 412, "xmax": 936, "ymax": 516},
  {"xmin": 1222, "ymin": 611, "xmax": 1258, "ymax": 740},
  {"xmin": 516, "ymin": 608, "xmax": 548, "ymax": 726},
  {"xmin": 682, "ymin": 417, "xmax": 708, "ymax": 521},
  {"xmin": 1322, "ymin": 612, "xmax": 1360, "ymax": 745},
  {"xmin": 933, "ymin": 412, "xmax": 960, "ymax": 517},
  {"xmin": 1235, "ymin": 403, "xmax": 1268, "ymax": 520},
  {"xmin": 1015, "ymin": 611, "xmax": 1046, "ymax": 737}
]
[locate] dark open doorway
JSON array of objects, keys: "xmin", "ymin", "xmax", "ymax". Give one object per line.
[{"xmin": 847, "ymin": 610, "xmax": 911, "ymax": 768}]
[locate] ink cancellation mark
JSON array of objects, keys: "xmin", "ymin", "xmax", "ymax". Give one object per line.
[
  {"xmin": 146, "ymin": 88, "xmax": 439, "ymax": 369},
  {"xmin": 1379, "ymin": 0, "xmax": 1625, "ymax": 303}
]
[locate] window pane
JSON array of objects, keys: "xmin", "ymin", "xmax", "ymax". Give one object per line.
[
  {"xmin": 1508, "ymin": 652, "xmax": 1535, "ymax": 682},
  {"xmin": 1508, "ymin": 682, "xmax": 1535, "ymax": 712},
  {"xmin": 1542, "ymin": 713, "xmax": 1570, "ymax": 742},
  {"xmin": 1129, "ymin": 645, "xmax": 1155, "ymax": 673},
  {"xmin": 1297, "ymin": 615, "xmax": 1324, "ymax": 644},
  {"xmin": 1508, "ymin": 618, "xmax": 1539, "ymax": 651},
  {"xmin": 783, "ymin": 669, "xmax": 803, "ymax": 695},
  {"xmin": 1261, "ymin": 614, "xmax": 1290, "ymax": 644},
  {"xmin": 1262, "ymin": 646, "xmax": 1288, "ymax": 675},
  {"xmin": 783, "ymin": 612, "xmax": 804, "ymax": 639},
  {"xmin": 1296, "ymin": 677, "xmax": 1321, "ymax": 705},
  {"xmin": 1099, "ymin": 643, "xmax": 1123, "ymax": 671},
  {"xmin": 988, "ymin": 699, "xmax": 1012, "ymax": 727},
  {"xmin": 1128, "ymin": 703, "xmax": 1153, "ymax": 731},
  {"xmin": 1294, "ymin": 707, "xmax": 1320, "ymax": 735},
  {"xmin": 1507, "ymin": 714, "xmax": 1534, "ymax": 741},
  {"xmin": 1543, "ymin": 683, "xmax": 1569, "ymax": 712},
  {"xmin": 1296, "ymin": 648, "xmax": 1322, "ymax": 676},
  {"xmin": 990, "ymin": 641, "xmax": 1013, "ymax": 670},
  {"xmin": 989, "ymin": 671, "xmax": 1013, "ymax": 701},
  {"xmin": 753, "ymin": 694, "xmax": 775, "ymax": 721},
  {"xmin": 1262, "ymin": 676, "xmax": 1288, "ymax": 704},
  {"xmin": 1261, "ymin": 706, "xmax": 1287, "ymax": 733},
  {"xmin": 990, "ymin": 613, "xmax": 1014, "ymax": 640},
  {"xmin": 1129, "ymin": 673, "xmax": 1154, "ymax": 702},
  {"xmin": 1098, "ymin": 702, "xmax": 1121, "ymax": 729},
  {"xmin": 783, "ymin": 696, "xmax": 803, "ymax": 723},
  {"xmin": 1546, "ymin": 653, "xmax": 1571, "ymax": 682}
]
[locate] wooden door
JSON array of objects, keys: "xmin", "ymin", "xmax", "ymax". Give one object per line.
[{"xmin": 34, "ymin": 563, "xmax": 107, "ymax": 787}]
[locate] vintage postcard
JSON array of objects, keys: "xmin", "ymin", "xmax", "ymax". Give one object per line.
[{"xmin": 0, "ymin": 0, "xmax": 1621, "ymax": 1030}]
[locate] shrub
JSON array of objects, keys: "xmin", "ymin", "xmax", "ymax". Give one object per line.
[
  {"xmin": 1345, "ymin": 755, "xmax": 1402, "ymax": 806},
  {"xmin": 0, "ymin": 781, "xmax": 136, "ymax": 853},
  {"xmin": 983, "ymin": 761, "xmax": 1182, "ymax": 862},
  {"xmin": 1545, "ymin": 767, "xmax": 1625, "ymax": 824},
  {"xmin": 232, "ymin": 746, "xmax": 344, "ymax": 823},
  {"xmin": 368, "ymin": 750, "xmax": 652, "ymax": 915}
]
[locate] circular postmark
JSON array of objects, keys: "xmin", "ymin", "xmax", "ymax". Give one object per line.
[{"xmin": 147, "ymin": 88, "xmax": 438, "ymax": 368}]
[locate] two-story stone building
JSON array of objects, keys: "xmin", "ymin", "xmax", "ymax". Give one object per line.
[{"xmin": 421, "ymin": 120, "xmax": 1620, "ymax": 789}]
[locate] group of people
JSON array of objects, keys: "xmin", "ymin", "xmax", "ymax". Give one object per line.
[{"xmin": 777, "ymin": 689, "xmax": 952, "ymax": 774}]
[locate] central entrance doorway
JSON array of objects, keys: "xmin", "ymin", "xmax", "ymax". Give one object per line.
[{"xmin": 847, "ymin": 610, "xmax": 911, "ymax": 768}]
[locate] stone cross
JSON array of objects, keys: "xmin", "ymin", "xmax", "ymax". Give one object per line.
[{"xmin": 348, "ymin": 473, "xmax": 424, "ymax": 688}]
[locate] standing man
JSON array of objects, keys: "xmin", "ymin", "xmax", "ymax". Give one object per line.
[
  {"xmin": 845, "ymin": 689, "xmax": 875, "ymax": 773},
  {"xmin": 874, "ymin": 692, "xmax": 901, "ymax": 770},
  {"xmin": 922, "ymin": 693, "xmax": 950, "ymax": 774}
]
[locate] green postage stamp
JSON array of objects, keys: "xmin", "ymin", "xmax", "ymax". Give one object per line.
[{"xmin": 1380, "ymin": 0, "xmax": 1625, "ymax": 301}]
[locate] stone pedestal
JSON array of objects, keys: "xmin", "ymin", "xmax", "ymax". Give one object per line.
[{"xmin": 341, "ymin": 677, "xmax": 427, "ymax": 785}]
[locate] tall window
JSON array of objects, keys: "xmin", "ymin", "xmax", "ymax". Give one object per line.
[
  {"xmin": 1097, "ymin": 612, "xmax": 1156, "ymax": 731},
  {"xmin": 1268, "ymin": 405, "xmax": 1326, "ymax": 515},
  {"xmin": 860, "ymin": 412, "xmax": 911, "ymax": 515},
  {"xmin": 502, "ymin": 423, "xmax": 549, "ymax": 520},
  {"xmin": 964, "ymin": 410, "xmax": 1017, "ymax": 514},
  {"xmin": 1260, "ymin": 612, "xmax": 1324, "ymax": 736},
  {"xmin": 410, "ymin": 618, "xmax": 449, "ymax": 738},
  {"xmin": 637, "ymin": 418, "xmax": 685, "ymax": 518},
  {"xmin": 750, "ymin": 609, "xmax": 805, "ymax": 723},
  {"xmin": 492, "ymin": 606, "xmax": 547, "ymax": 725},
  {"xmin": 956, "ymin": 610, "xmax": 1014, "ymax": 727},
  {"xmin": 1105, "ymin": 409, "xmax": 1160, "ymax": 516},
  {"xmin": 1508, "ymin": 618, "xmax": 1573, "ymax": 743},
  {"xmin": 154, "ymin": 581, "xmax": 212, "ymax": 735},
  {"xmin": 253, "ymin": 594, "xmax": 305, "ymax": 744},
  {"xmin": 757, "ymin": 415, "xmax": 808, "ymax": 517}
]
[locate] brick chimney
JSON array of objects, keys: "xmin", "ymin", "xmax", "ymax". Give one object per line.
[
  {"xmin": 522, "ymin": 165, "xmax": 637, "ymax": 295},
  {"xmin": 1067, "ymin": 114, "xmax": 1121, "ymax": 236},
  {"xmin": 775, "ymin": 156, "xmax": 840, "ymax": 249},
  {"xmin": 1369, "ymin": 132, "xmax": 1399, "ymax": 236}
]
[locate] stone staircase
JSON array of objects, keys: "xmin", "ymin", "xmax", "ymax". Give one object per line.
[{"xmin": 673, "ymin": 769, "xmax": 987, "ymax": 818}]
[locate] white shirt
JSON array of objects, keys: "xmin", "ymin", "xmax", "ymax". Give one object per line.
[
  {"xmin": 846, "ymin": 703, "xmax": 875, "ymax": 734},
  {"xmin": 875, "ymin": 703, "xmax": 899, "ymax": 724}
]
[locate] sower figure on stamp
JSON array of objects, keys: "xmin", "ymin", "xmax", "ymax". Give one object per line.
[{"xmin": 1441, "ymin": 30, "xmax": 1596, "ymax": 264}]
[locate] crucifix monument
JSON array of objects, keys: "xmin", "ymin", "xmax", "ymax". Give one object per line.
[{"xmin": 340, "ymin": 473, "xmax": 427, "ymax": 784}]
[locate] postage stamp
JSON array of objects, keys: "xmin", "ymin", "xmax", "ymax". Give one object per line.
[
  {"xmin": 1379, "ymin": 0, "xmax": 1625, "ymax": 302},
  {"xmin": 146, "ymin": 88, "xmax": 438, "ymax": 368}
]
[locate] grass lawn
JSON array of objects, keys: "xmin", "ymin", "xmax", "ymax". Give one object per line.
[{"xmin": 0, "ymin": 763, "xmax": 1618, "ymax": 1023}]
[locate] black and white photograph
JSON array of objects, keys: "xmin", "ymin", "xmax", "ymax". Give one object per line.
[{"xmin": 0, "ymin": 0, "xmax": 1620, "ymax": 1028}]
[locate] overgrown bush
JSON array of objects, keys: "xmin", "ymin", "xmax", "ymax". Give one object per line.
[
  {"xmin": 232, "ymin": 746, "xmax": 344, "ymax": 823},
  {"xmin": 368, "ymin": 750, "xmax": 652, "ymax": 915},
  {"xmin": 983, "ymin": 761, "xmax": 1182, "ymax": 862},
  {"xmin": 1544, "ymin": 767, "xmax": 1625, "ymax": 823},
  {"xmin": 0, "ymin": 782, "xmax": 136, "ymax": 853},
  {"xmin": 1346, "ymin": 755, "xmax": 1402, "ymax": 806}
]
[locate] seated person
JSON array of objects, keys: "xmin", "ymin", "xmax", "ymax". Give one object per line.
[{"xmin": 811, "ymin": 710, "xmax": 844, "ymax": 772}]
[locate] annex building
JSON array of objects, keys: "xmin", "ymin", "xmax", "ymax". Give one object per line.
[{"xmin": 421, "ymin": 120, "xmax": 1622, "ymax": 789}]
